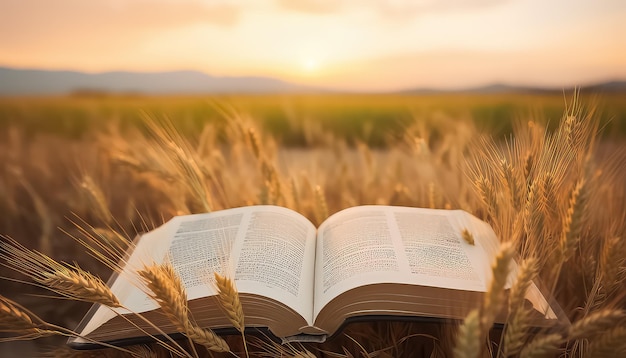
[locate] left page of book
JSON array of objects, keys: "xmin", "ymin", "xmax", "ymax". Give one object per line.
[{"xmin": 76, "ymin": 205, "xmax": 317, "ymax": 338}]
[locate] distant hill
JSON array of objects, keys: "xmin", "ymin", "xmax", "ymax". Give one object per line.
[
  {"xmin": 1, "ymin": 66, "xmax": 625, "ymax": 95},
  {"xmin": 399, "ymin": 81, "xmax": 626, "ymax": 95},
  {"xmin": 0, "ymin": 67, "xmax": 320, "ymax": 95}
]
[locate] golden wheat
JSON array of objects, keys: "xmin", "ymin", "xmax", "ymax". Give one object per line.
[
  {"xmin": 598, "ymin": 236, "xmax": 623, "ymax": 295},
  {"xmin": 560, "ymin": 178, "xmax": 587, "ymax": 263},
  {"xmin": 1, "ymin": 95, "xmax": 624, "ymax": 357},
  {"xmin": 502, "ymin": 257, "xmax": 538, "ymax": 356},
  {"xmin": 0, "ymin": 295, "xmax": 39, "ymax": 333},
  {"xmin": 481, "ymin": 242, "xmax": 515, "ymax": 331},
  {"xmin": 568, "ymin": 309, "xmax": 625, "ymax": 340},
  {"xmin": 0, "ymin": 236, "xmax": 121, "ymax": 308},
  {"xmin": 461, "ymin": 228, "xmax": 475, "ymax": 246},
  {"xmin": 453, "ymin": 309, "xmax": 480, "ymax": 358},
  {"xmin": 213, "ymin": 272, "xmax": 245, "ymax": 332},
  {"xmin": 138, "ymin": 263, "xmax": 230, "ymax": 353},
  {"xmin": 42, "ymin": 267, "xmax": 121, "ymax": 308},
  {"xmin": 79, "ymin": 175, "xmax": 113, "ymax": 225},
  {"xmin": 214, "ymin": 271, "xmax": 249, "ymax": 357},
  {"xmin": 519, "ymin": 333, "xmax": 562, "ymax": 358},
  {"xmin": 584, "ymin": 326, "xmax": 626, "ymax": 358},
  {"xmin": 314, "ymin": 185, "xmax": 329, "ymax": 224},
  {"xmin": 508, "ymin": 257, "xmax": 538, "ymax": 315}
]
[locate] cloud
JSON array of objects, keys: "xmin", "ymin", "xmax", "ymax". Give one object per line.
[
  {"xmin": 0, "ymin": 0, "xmax": 242, "ymax": 58},
  {"xmin": 276, "ymin": 0, "xmax": 343, "ymax": 14},
  {"xmin": 0, "ymin": 0, "xmax": 241, "ymax": 34},
  {"xmin": 275, "ymin": 0, "xmax": 507, "ymax": 19}
]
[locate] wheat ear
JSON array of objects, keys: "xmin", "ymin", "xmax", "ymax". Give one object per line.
[
  {"xmin": 428, "ymin": 182, "xmax": 436, "ymax": 209},
  {"xmin": 599, "ymin": 236, "xmax": 623, "ymax": 294},
  {"xmin": 214, "ymin": 272, "xmax": 249, "ymax": 358},
  {"xmin": 560, "ymin": 178, "xmax": 587, "ymax": 262},
  {"xmin": 519, "ymin": 333, "xmax": 562, "ymax": 358},
  {"xmin": 138, "ymin": 264, "xmax": 230, "ymax": 353},
  {"xmin": 584, "ymin": 326, "xmax": 626, "ymax": 358},
  {"xmin": 247, "ymin": 127, "xmax": 262, "ymax": 160},
  {"xmin": 502, "ymin": 309, "xmax": 529, "ymax": 357},
  {"xmin": 523, "ymin": 176, "xmax": 544, "ymax": 244},
  {"xmin": 0, "ymin": 236, "xmax": 120, "ymax": 308},
  {"xmin": 42, "ymin": 266, "xmax": 121, "ymax": 308},
  {"xmin": 461, "ymin": 228, "xmax": 475, "ymax": 246},
  {"xmin": 502, "ymin": 257, "xmax": 538, "ymax": 357},
  {"xmin": 127, "ymin": 345, "xmax": 158, "ymax": 358},
  {"xmin": 500, "ymin": 157, "xmax": 522, "ymax": 209},
  {"xmin": 568, "ymin": 309, "xmax": 625, "ymax": 340},
  {"xmin": 508, "ymin": 257, "xmax": 538, "ymax": 315},
  {"xmin": 213, "ymin": 272, "xmax": 244, "ymax": 332},
  {"xmin": 79, "ymin": 175, "xmax": 113, "ymax": 225},
  {"xmin": 314, "ymin": 185, "xmax": 329, "ymax": 224},
  {"xmin": 0, "ymin": 295, "xmax": 40, "ymax": 334},
  {"xmin": 453, "ymin": 309, "xmax": 480, "ymax": 358},
  {"xmin": 475, "ymin": 175, "xmax": 499, "ymax": 219},
  {"xmin": 481, "ymin": 242, "xmax": 515, "ymax": 332},
  {"xmin": 548, "ymin": 176, "xmax": 589, "ymax": 296}
]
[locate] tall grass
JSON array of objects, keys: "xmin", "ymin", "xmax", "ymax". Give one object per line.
[{"xmin": 0, "ymin": 94, "xmax": 624, "ymax": 357}]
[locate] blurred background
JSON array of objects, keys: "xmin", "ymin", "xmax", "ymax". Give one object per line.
[{"xmin": 1, "ymin": 0, "xmax": 625, "ymax": 356}]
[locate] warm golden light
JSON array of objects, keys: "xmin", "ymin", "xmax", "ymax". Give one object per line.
[
  {"xmin": 0, "ymin": 0, "xmax": 624, "ymax": 91},
  {"xmin": 302, "ymin": 58, "xmax": 319, "ymax": 73}
]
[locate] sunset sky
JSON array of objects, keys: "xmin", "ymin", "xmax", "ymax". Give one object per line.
[{"xmin": 1, "ymin": 0, "xmax": 625, "ymax": 91}]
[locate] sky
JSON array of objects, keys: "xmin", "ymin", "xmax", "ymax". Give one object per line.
[{"xmin": 1, "ymin": 0, "xmax": 625, "ymax": 91}]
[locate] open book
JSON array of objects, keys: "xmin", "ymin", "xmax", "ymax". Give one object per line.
[{"xmin": 69, "ymin": 205, "xmax": 561, "ymax": 348}]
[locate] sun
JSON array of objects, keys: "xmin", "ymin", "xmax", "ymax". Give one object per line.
[{"xmin": 302, "ymin": 58, "xmax": 319, "ymax": 73}]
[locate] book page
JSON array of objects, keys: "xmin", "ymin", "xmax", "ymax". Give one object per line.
[
  {"xmin": 78, "ymin": 205, "xmax": 317, "ymax": 337},
  {"xmin": 314, "ymin": 206, "xmax": 493, "ymax": 318},
  {"xmin": 229, "ymin": 206, "xmax": 316, "ymax": 323}
]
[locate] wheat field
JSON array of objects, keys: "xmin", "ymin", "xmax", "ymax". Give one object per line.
[{"xmin": 0, "ymin": 93, "xmax": 625, "ymax": 357}]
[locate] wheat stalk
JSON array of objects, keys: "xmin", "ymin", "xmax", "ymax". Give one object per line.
[
  {"xmin": 499, "ymin": 157, "xmax": 522, "ymax": 210},
  {"xmin": 184, "ymin": 325, "xmax": 230, "ymax": 353},
  {"xmin": 508, "ymin": 257, "xmax": 538, "ymax": 315},
  {"xmin": 568, "ymin": 309, "xmax": 625, "ymax": 340},
  {"xmin": 599, "ymin": 236, "xmax": 622, "ymax": 295},
  {"xmin": 481, "ymin": 242, "xmax": 515, "ymax": 332},
  {"xmin": 475, "ymin": 175, "xmax": 499, "ymax": 219},
  {"xmin": 453, "ymin": 309, "xmax": 480, "ymax": 358},
  {"xmin": 522, "ymin": 150, "xmax": 534, "ymax": 180},
  {"xmin": 0, "ymin": 236, "xmax": 121, "ymax": 308},
  {"xmin": 247, "ymin": 127, "xmax": 262, "ymax": 160},
  {"xmin": 138, "ymin": 263, "xmax": 190, "ymax": 327},
  {"xmin": 128, "ymin": 345, "xmax": 159, "ymax": 358},
  {"xmin": 502, "ymin": 309, "xmax": 529, "ymax": 357},
  {"xmin": 213, "ymin": 272, "xmax": 244, "ymax": 332},
  {"xmin": 560, "ymin": 178, "xmax": 587, "ymax": 262},
  {"xmin": 138, "ymin": 264, "xmax": 230, "ymax": 353},
  {"xmin": 502, "ymin": 257, "xmax": 538, "ymax": 357},
  {"xmin": 461, "ymin": 228, "xmax": 475, "ymax": 246},
  {"xmin": 584, "ymin": 326, "xmax": 626, "ymax": 358},
  {"xmin": 523, "ymin": 176, "xmax": 545, "ymax": 244},
  {"xmin": 428, "ymin": 182, "xmax": 436, "ymax": 209},
  {"xmin": 79, "ymin": 175, "xmax": 113, "ymax": 225},
  {"xmin": 42, "ymin": 267, "xmax": 121, "ymax": 308},
  {"xmin": 519, "ymin": 333, "xmax": 562, "ymax": 358},
  {"xmin": 0, "ymin": 295, "xmax": 40, "ymax": 334},
  {"xmin": 214, "ymin": 272, "xmax": 249, "ymax": 358},
  {"xmin": 314, "ymin": 185, "xmax": 329, "ymax": 225}
]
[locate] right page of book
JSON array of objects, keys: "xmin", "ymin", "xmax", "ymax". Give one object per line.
[{"xmin": 313, "ymin": 206, "xmax": 496, "ymax": 319}]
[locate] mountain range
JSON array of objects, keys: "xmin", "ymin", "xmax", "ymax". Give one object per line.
[
  {"xmin": 1, "ymin": 66, "xmax": 625, "ymax": 95},
  {"xmin": 0, "ymin": 67, "xmax": 317, "ymax": 95}
]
